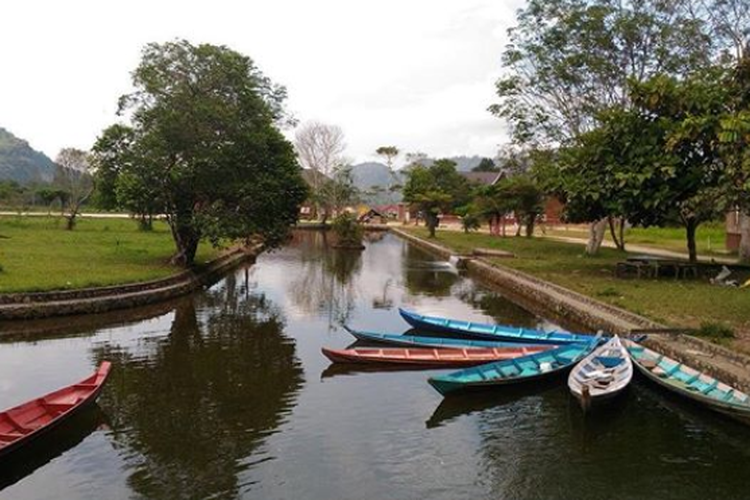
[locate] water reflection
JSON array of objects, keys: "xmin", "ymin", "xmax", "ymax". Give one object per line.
[
  {"xmin": 402, "ymin": 244, "xmax": 460, "ymax": 297},
  {"xmin": 0, "ymin": 406, "xmax": 106, "ymax": 490},
  {"xmin": 92, "ymin": 278, "xmax": 303, "ymax": 499},
  {"xmin": 287, "ymin": 231, "xmax": 362, "ymax": 326}
]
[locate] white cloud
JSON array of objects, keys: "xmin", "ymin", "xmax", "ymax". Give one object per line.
[{"xmin": 0, "ymin": 0, "xmax": 525, "ymax": 165}]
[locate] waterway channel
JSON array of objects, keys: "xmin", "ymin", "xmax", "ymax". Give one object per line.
[{"xmin": 1, "ymin": 230, "xmax": 749, "ymax": 500}]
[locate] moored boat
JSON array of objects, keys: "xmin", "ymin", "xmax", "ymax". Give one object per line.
[
  {"xmin": 624, "ymin": 340, "xmax": 750, "ymax": 425},
  {"xmin": 428, "ymin": 335, "xmax": 601, "ymax": 396},
  {"xmin": 0, "ymin": 362, "xmax": 112, "ymax": 460},
  {"xmin": 321, "ymin": 344, "xmax": 552, "ymax": 367},
  {"xmin": 342, "ymin": 326, "xmax": 546, "ymax": 349},
  {"xmin": 568, "ymin": 335, "xmax": 632, "ymax": 410},
  {"xmin": 399, "ymin": 308, "xmax": 595, "ymax": 345}
]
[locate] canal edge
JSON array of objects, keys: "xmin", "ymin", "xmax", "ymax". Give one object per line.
[
  {"xmin": 0, "ymin": 244, "xmax": 262, "ymax": 321},
  {"xmin": 390, "ymin": 227, "xmax": 750, "ymax": 393}
]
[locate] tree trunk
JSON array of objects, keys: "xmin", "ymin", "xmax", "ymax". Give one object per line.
[
  {"xmin": 608, "ymin": 217, "xmax": 626, "ymax": 251},
  {"xmin": 525, "ymin": 214, "xmax": 534, "ymax": 237},
  {"xmin": 427, "ymin": 213, "xmax": 438, "ymax": 238},
  {"xmin": 739, "ymin": 213, "xmax": 750, "ymax": 263},
  {"xmin": 170, "ymin": 223, "xmax": 200, "ymax": 267},
  {"xmin": 66, "ymin": 214, "xmax": 76, "ymax": 230},
  {"xmin": 585, "ymin": 218, "xmax": 607, "ymax": 255},
  {"xmin": 685, "ymin": 217, "xmax": 698, "ymax": 263}
]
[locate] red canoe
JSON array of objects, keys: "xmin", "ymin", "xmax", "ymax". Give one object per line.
[
  {"xmin": 0, "ymin": 362, "xmax": 112, "ymax": 460},
  {"xmin": 321, "ymin": 346, "xmax": 552, "ymax": 367}
]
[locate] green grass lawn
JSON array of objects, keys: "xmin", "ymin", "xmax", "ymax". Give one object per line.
[
  {"xmin": 405, "ymin": 227, "xmax": 750, "ymax": 343},
  {"xmin": 545, "ymin": 222, "xmax": 731, "ymax": 256},
  {"xmin": 0, "ymin": 216, "xmax": 220, "ymax": 293}
]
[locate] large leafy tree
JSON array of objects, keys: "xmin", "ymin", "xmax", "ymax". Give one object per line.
[
  {"xmin": 490, "ymin": 0, "xmax": 712, "ymax": 253},
  {"xmin": 402, "ymin": 159, "xmax": 469, "ymax": 237},
  {"xmin": 93, "ymin": 40, "xmax": 307, "ymax": 266}
]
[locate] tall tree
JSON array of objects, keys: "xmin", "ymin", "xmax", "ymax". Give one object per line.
[
  {"xmin": 55, "ymin": 148, "xmax": 94, "ymax": 230},
  {"xmin": 94, "ymin": 40, "xmax": 307, "ymax": 266},
  {"xmin": 472, "ymin": 157, "xmax": 499, "ymax": 172},
  {"xmin": 295, "ymin": 122, "xmax": 346, "ymax": 222},
  {"xmin": 490, "ymin": 0, "xmax": 712, "ymax": 253},
  {"xmin": 402, "ymin": 159, "xmax": 469, "ymax": 237}
]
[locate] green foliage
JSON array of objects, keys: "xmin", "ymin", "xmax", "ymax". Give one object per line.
[
  {"xmin": 696, "ymin": 322, "xmax": 736, "ymax": 341},
  {"xmin": 471, "ymin": 157, "xmax": 499, "ymax": 172},
  {"xmin": 460, "ymin": 212, "xmax": 482, "ymax": 233},
  {"xmin": 331, "ymin": 212, "xmax": 364, "ymax": 247},
  {"xmin": 402, "ymin": 159, "xmax": 468, "ymax": 237},
  {"xmin": 490, "ymin": 0, "xmax": 712, "ymax": 146},
  {"xmin": 93, "ymin": 40, "xmax": 307, "ymax": 266}
]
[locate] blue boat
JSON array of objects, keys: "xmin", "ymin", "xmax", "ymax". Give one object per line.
[
  {"xmin": 625, "ymin": 340, "xmax": 750, "ymax": 425},
  {"xmin": 342, "ymin": 326, "xmax": 546, "ymax": 349},
  {"xmin": 428, "ymin": 335, "xmax": 601, "ymax": 396},
  {"xmin": 399, "ymin": 308, "xmax": 596, "ymax": 345}
]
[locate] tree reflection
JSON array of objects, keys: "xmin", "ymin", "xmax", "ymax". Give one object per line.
[
  {"xmin": 92, "ymin": 280, "xmax": 303, "ymax": 500},
  {"xmin": 288, "ymin": 230, "xmax": 362, "ymax": 327},
  {"xmin": 453, "ymin": 285, "xmax": 539, "ymax": 328}
]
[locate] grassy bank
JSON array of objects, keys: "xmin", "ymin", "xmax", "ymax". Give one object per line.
[
  {"xmin": 404, "ymin": 227, "xmax": 750, "ymax": 346},
  {"xmin": 0, "ymin": 216, "xmax": 220, "ymax": 293}
]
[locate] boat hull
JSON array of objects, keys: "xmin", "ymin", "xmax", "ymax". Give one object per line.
[
  {"xmin": 0, "ymin": 362, "xmax": 112, "ymax": 461},
  {"xmin": 568, "ymin": 336, "xmax": 633, "ymax": 410},
  {"xmin": 428, "ymin": 337, "xmax": 600, "ymax": 396},
  {"xmin": 399, "ymin": 308, "xmax": 595, "ymax": 345},
  {"xmin": 343, "ymin": 326, "xmax": 546, "ymax": 349},
  {"xmin": 626, "ymin": 341, "xmax": 750, "ymax": 426},
  {"xmin": 322, "ymin": 345, "xmax": 551, "ymax": 368}
]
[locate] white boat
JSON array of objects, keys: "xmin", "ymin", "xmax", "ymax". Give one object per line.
[{"xmin": 568, "ymin": 335, "xmax": 633, "ymax": 410}]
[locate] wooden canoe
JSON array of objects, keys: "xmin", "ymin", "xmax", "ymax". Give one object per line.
[
  {"xmin": 399, "ymin": 308, "xmax": 595, "ymax": 345},
  {"xmin": 428, "ymin": 335, "xmax": 601, "ymax": 396},
  {"xmin": 0, "ymin": 362, "xmax": 112, "ymax": 460},
  {"xmin": 624, "ymin": 340, "xmax": 750, "ymax": 425},
  {"xmin": 568, "ymin": 335, "xmax": 633, "ymax": 409},
  {"xmin": 342, "ymin": 325, "xmax": 546, "ymax": 349},
  {"xmin": 321, "ymin": 345, "xmax": 552, "ymax": 367}
]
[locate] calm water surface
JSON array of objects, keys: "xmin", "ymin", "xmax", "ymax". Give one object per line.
[{"xmin": 1, "ymin": 231, "xmax": 750, "ymax": 500}]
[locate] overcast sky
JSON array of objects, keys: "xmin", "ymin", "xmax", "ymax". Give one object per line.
[{"xmin": 1, "ymin": 0, "xmax": 524, "ymax": 167}]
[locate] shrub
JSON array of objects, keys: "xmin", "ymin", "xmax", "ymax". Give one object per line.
[{"xmin": 332, "ymin": 212, "xmax": 364, "ymax": 248}]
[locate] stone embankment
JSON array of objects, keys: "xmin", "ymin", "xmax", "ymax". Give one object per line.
[
  {"xmin": 392, "ymin": 228, "xmax": 750, "ymax": 393},
  {"xmin": 0, "ymin": 246, "xmax": 259, "ymax": 320}
]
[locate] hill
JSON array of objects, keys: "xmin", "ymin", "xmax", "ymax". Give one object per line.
[
  {"xmin": 0, "ymin": 128, "xmax": 56, "ymax": 183},
  {"xmin": 351, "ymin": 162, "xmax": 404, "ymax": 204}
]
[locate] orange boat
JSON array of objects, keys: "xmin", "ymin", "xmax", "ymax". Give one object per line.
[
  {"xmin": 0, "ymin": 362, "xmax": 112, "ymax": 460},
  {"xmin": 321, "ymin": 346, "xmax": 552, "ymax": 367}
]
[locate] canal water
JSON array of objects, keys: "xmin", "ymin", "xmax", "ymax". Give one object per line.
[{"xmin": 1, "ymin": 231, "xmax": 749, "ymax": 500}]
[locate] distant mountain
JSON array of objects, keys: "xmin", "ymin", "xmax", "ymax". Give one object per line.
[
  {"xmin": 351, "ymin": 162, "xmax": 404, "ymax": 204},
  {"xmin": 350, "ymin": 156, "xmax": 487, "ymax": 205},
  {"xmin": 0, "ymin": 128, "xmax": 56, "ymax": 183}
]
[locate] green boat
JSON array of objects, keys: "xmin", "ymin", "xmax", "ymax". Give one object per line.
[
  {"xmin": 625, "ymin": 340, "xmax": 750, "ymax": 425},
  {"xmin": 428, "ymin": 335, "xmax": 601, "ymax": 396}
]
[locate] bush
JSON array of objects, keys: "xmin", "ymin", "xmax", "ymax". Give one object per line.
[
  {"xmin": 696, "ymin": 322, "xmax": 735, "ymax": 341},
  {"xmin": 332, "ymin": 212, "xmax": 364, "ymax": 248}
]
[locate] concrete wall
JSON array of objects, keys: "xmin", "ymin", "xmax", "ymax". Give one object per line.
[{"xmin": 0, "ymin": 247, "xmax": 259, "ymax": 320}]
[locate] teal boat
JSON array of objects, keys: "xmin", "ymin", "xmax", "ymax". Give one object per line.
[
  {"xmin": 428, "ymin": 335, "xmax": 601, "ymax": 396},
  {"xmin": 342, "ymin": 326, "xmax": 545, "ymax": 349},
  {"xmin": 625, "ymin": 340, "xmax": 750, "ymax": 425},
  {"xmin": 399, "ymin": 308, "xmax": 595, "ymax": 345}
]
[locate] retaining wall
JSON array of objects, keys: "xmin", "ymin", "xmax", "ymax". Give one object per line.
[{"xmin": 0, "ymin": 246, "xmax": 259, "ymax": 320}]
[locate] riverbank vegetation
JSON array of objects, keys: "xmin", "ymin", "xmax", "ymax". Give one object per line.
[
  {"xmin": 404, "ymin": 227, "xmax": 750, "ymax": 346},
  {"xmin": 483, "ymin": 0, "xmax": 750, "ymax": 263},
  {"xmin": 0, "ymin": 216, "xmax": 219, "ymax": 293}
]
